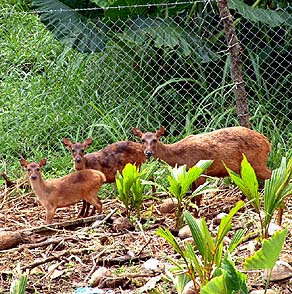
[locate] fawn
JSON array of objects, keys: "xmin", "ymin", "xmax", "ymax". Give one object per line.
[
  {"xmin": 132, "ymin": 126, "xmax": 272, "ymax": 206},
  {"xmin": 63, "ymin": 138, "xmax": 146, "ymax": 216},
  {"xmin": 20, "ymin": 158, "xmax": 106, "ymax": 224}
]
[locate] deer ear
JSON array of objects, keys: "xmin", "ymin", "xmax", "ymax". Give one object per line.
[
  {"xmin": 20, "ymin": 157, "xmax": 27, "ymax": 168},
  {"xmin": 39, "ymin": 158, "xmax": 47, "ymax": 167},
  {"xmin": 84, "ymin": 137, "xmax": 93, "ymax": 147},
  {"xmin": 132, "ymin": 128, "xmax": 143, "ymax": 138},
  {"xmin": 63, "ymin": 138, "xmax": 73, "ymax": 148},
  {"xmin": 156, "ymin": 127, "xmax": 165, "ymax": 138}
]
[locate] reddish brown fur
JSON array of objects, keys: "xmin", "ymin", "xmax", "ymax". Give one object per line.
[
  {"xmin": 20, "ymin": 158, "xmax": 106, "ymax": 224},
  {"xmin": 132, "ymin": 126, "xmax": 272, "ymax": 205},
  {"xmin": 63, "ymin": 138, "xmax": 146, "ymax": 216}
]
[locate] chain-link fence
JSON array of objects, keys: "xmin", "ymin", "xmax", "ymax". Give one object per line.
[{"xmin": 0, "ymin": 0, "xmax": 291, "ymax": 171}]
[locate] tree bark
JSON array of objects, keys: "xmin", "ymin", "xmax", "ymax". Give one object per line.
[{"xmin": 217, "ymin": 0, "xmax": 250, "ymax": 128}]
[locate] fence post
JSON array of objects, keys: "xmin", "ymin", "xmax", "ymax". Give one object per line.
[{"xmin": 217, "ymin": 0, "xmax": 250, "ymax": 128}]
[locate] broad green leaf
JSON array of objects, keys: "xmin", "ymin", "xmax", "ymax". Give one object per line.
[
  {"xmin": 32, "ymin": 0, "xmax": 106, "ymax": 53},
  {"xmin": 201, "ymin": 254, "xmax": 248, "ymax": 294},
  {"xmin": 200, "ymin": 273, "xmax": 226, "ymax": 294},
  {"xmin": 224, "ymin": 156, "xmax": 261, "ymax": 210},
  {"xmin": 240, "ymin": 154, "xmax": 259, "ymax": 199},
  {"xmin": 122, "ymin": 17, "xmax": 219, "ymax": 61},
  {"xmin": 244, "ymin": 227, "xmax": 288, "ymax": 270},
  {"xmin": 174, "ymin": 273, "xmax": 191, "ymax": 294},
  {"xmin": 229, "ymin": 0, "xmax": 292, "ymax": 27},
  {"xmin": 221, "ymin": 255, "xmax": 248, "ymax": 294}
]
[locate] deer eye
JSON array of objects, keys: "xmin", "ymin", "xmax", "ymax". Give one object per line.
[
  {"xmin": 27, "ymin": 168, "xmax": 31, "ymax": 172},
  {"xmin": 36, "ymin": 168, "xmax": 40, "ymax": 172},
  {"xmin": 152, "ymin": 139, "xmax": 157, "ymax": 143},
  {"xmin": 80, "ymin": 149, "xmax": 84, "ymax": 153},
  {"xmin": 141, "ymin": 139, "xmax": 145, "ymax": 143}
]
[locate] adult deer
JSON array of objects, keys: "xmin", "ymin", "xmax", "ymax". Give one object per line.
[{"xmin": 132, "ymin": 126, "xmax": 271, "ymax": 207}]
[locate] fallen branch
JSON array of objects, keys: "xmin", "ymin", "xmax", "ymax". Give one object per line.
[
  {"xmin": 19, "ymin": 214, "xmax": 106, "ymax": 234},
  {"xmin": 20, "ymin": 247, "xmax": 96, "ymax": 271},
  {"xmin": 95, "ymin": 254, "xmax": 152, "ymax": 267}
]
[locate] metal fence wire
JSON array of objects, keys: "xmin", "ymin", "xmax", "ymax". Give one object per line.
[{"xmin": 0, "ymin": 0, "xmax": 291, "ymax": 169}]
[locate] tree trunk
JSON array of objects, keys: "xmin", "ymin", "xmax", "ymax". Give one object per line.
[{"xmin": 217, "ymin": 0, "xmax": 250, "ymax": 128}]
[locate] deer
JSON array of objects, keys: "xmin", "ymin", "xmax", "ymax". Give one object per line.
[
  {"xmin": 132, "ymin": 126, "xmax": 272, "ymax": 208},
  {"xmin": 63, "ymin": 138, "xmax": 147, "ymax": 217},
  {"xmin": 20, "ymin": 158, "xmax": 106, "ymax": 224}
]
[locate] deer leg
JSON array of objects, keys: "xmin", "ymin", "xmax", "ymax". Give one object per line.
[
  {"xmin": 46, "ymin": 207, "xmax": 56, "ymax": 224},
  {"xmin": 77, "ymin": 200, "xmax": 87, "ymax": 218},
  {"xmin": 87, "ymin": 196, "xmax": 102, "ymax": 215},
  {"xmin": 89, "ymin": 206, "xmax": 96, "ymax": 216},
  {"xmin": 189, "ymin": 177, "xmax": 206, "ymax": 217},
  {"xmin": 83, "ymin": 201, "xmax": 92, "ymax": 217}
]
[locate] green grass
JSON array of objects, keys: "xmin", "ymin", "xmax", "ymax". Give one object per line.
[{"xmin": 0, "ymin": 0, "xmax": 291, "ymax": 184}]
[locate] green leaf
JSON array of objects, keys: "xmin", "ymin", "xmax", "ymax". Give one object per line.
[
  {"xmin": 201, "ymin": 255, "xmax": 248, "ymax": 294},
  {"xmin": 184, "ymin": 211, "xmax": 213, "ymax": 262},
  {"xmin": 224, "ymin": 155, "xmax": 261, "ymax": 211},
  {"xmin": 184, "ymin": 242, "xmax": 204, "ymax": 281},
  {"xmin": 122, "ymin": 17, "xmax": 219, "ymax": 61},
  {"xmin": 10, "ymin": 275, "xmax": 28, "ymax": 294},
  {"xmin": 229, "ymin": 228, "xmax": 247, "ymax": 253},
  {"xmin": 221, "ymin": 255, "xmax": 248, "ymax": 294},
  {"xmin": 264, "ymin": 157, "xmax": 292, "ymax": 227},
  {"xmin": 229, "ymin": 0, "xmax": 292, "ymax": 27},
  {"xmin": 156, "ymin": 227, "xmax": 184, "ymax": 257},
  {"xmin": 244, "ymin": 227, "xmax": 288, "ymax": 270},
  {"xmin": 32, "ymin": 0, "xmax": 106, "ymax": 53},
  {"xmin": 215, "ymin": 201, "xmax": 244, "ymax": 266},
  {"xmin": 216, "ymin": 201, "xmax": 245, "ymax": 246},
  {"xmin": 200, "ymin": 274, "xmax": 226, "ymax": 294}
]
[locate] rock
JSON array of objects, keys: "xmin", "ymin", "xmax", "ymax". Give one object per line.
[
  {"xmin": 267, "ymin": 222, "xmax": 282, "ymax": 236},
  {"xmin": 216, "ymin": 212, "xmax": 228, "ymax": 220},
  {"xmin": 213, "ymin": 212, "xmax": 228, "ymax": 225},
  {"xmin": 89, "ymin": 267, "xmax": 112, "ymax": 287},
  {"xmin": 178, "ymin": 225, "xmax": 192, "ymax": 239},
  {"xmin": 182, "ymin": 280, "xmax": 196, "ymax": 294},
  {"xmin": 159, "ymin": 198, "xmax": 178, "ymax": 214},
  {"xmin": 143, "ymin": 258, "xmax": 163, "ymax": 273},
  {"xmin": 263, "ymin": 260, "xmax": 292, "ymax": 281},
  {"xmin": 112, "ymin": 216, "xmax": 133, "ymax": 232},
  {"xmin": 0, "ymin": 230, "xmax": 22, "ymax": 250}
]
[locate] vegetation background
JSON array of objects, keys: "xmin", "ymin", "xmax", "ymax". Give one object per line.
[{"xmin": 0, "ymin": 0, "xmax": 291, "ymax": 181}]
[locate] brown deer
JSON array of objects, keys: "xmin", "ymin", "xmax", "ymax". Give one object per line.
[
  {"xmin": 132, "ymin": 126, "xmax": 272, "ymax": 206},
  {"xmin": 63, "ymin": 138, "xmax": 147, "ymax": 216},
  {"xmin": 20, "ymin": 158, "xmax": 106, "ymax": 224}
]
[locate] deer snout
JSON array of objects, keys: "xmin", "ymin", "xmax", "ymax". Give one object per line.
[
  {"xmin": 30, "ymin": 174, "xmax": 38, "ymax": 180},
  {"xmin": 145, "ymin": 150, "xmax": 153, "ymax": 158},
  {"xmin": 75, "ymin": 157, "xmax": 82, "ymax": 163}
]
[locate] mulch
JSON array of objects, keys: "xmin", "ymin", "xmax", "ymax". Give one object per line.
[{"xmin": 0, "ymin": 180, "xmax": 291, "ymax": 294}]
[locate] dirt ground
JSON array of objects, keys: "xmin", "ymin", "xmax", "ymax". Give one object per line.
[{"xmin": 0, "ymin": 182, "xmax": 291, "ymax": 294}]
